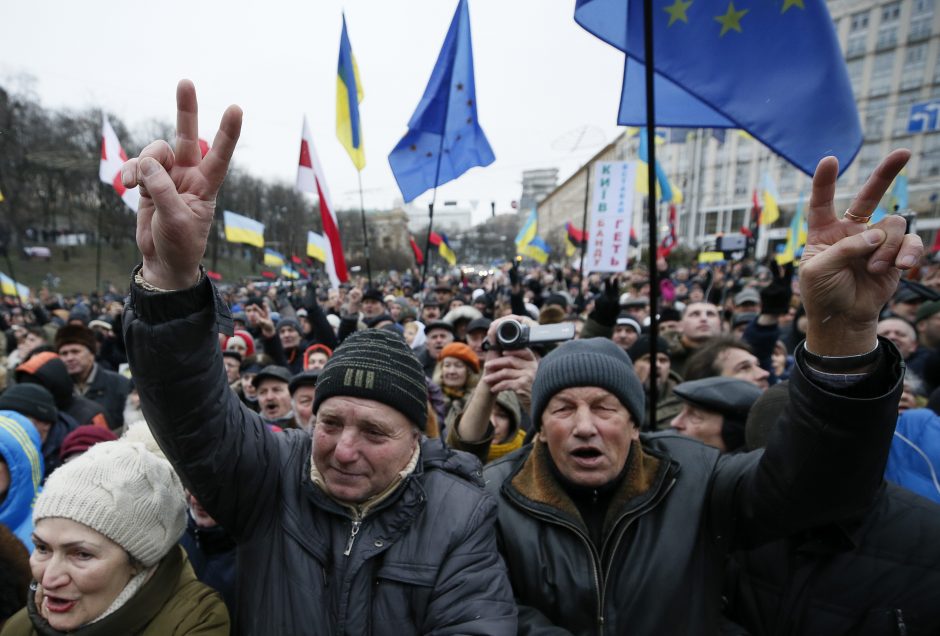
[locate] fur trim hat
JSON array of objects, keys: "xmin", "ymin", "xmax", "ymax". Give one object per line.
[{"xmin": 53, "ymin": 325, "xmax": 97, "ymax": 355}]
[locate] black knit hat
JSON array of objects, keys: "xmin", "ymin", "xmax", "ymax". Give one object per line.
[
  {"xmin": 313, "ymin": 329, "xmax": 428, "ymax": 430},
  {"xmin": 531, "ymin": 338, "xmax": 645, "ymax": 429},
  {"xmin": 627, "ymin": 335, "xmax": 670, "ymax": 363},
  {"xmin": 0, "ymin": 383, "xmax": 58, "ymax": 423}
]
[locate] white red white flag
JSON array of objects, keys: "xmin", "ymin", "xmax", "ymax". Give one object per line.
[
  {"xmin": 296, "ymin": 116, "xmax": 348, "ymax": 287},
  {"xmin": 99, "ymin": 115, "xmax": 140, "ymax": 213}
]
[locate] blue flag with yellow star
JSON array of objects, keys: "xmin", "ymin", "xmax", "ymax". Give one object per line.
[
  {"xmin": 388, "ymin": 0, "xmax": 495, "ymax": 202},
  {"xmin": 574, "ymin": 0, "xmax": 861, "ymax": 176}
]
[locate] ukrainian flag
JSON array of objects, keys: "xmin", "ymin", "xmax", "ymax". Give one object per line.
[
  {"xmin": 224, "ymin": 210, "xmax": 265, "ymax": 248},
  {"xmin": 307, "ymin": 231, "xmax": 328, "ymax": 264},
  {"xmin": 337, "ymin": 14, "xmax": 365, "ymax": 171},
  {"xmin": 0, "ymin": 273, "xmax": 29, "ymax": 301},
  {"xmin": 264, "ymin": 249, "xmax": 286, "ymax": 267},
  {"xmin": 280, "ymin": 266, "xmax": 300, "ymax": 280},
  {"xmin": 760, "ymin": 172, "xmax": 780, "ymax": 226},
  {"xmin": 776, "ymin": 192, "xmax": 807, "ymax": 266},
  {"xmin": 514, "ymin": 209, "xmax": 538, "ymax": 248},
  {"xmin": 520, "ymin": 236, "xmax": 551, "ymax": 264}
]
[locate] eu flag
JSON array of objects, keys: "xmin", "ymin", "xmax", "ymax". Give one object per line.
[
  {"xmin": 337, "ymin": 14, "xmax": 366, "ymax": 170},
  {"xmin": 574, "ymin": 0, "xmax": 862, "ymax": 176},
  {"xmin": 388, "ymin": 0, "xmax": 495, "ymax": 202}
]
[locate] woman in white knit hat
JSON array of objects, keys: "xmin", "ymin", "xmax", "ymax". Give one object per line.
[{"xmin": 0, "ymin": 440, "xmax": 229, "ymax": 635}]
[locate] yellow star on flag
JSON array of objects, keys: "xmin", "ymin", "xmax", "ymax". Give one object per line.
[
  {"xmin": 664, "ymin": 0, "xmax": 693, "ymax": 26},
  {"xmin": 715, "ymin": 1, "xmax": 749, "ymax": 36},
  {"xmin": 781, "ymin": 0, "xmax": 804, "ymax": 13}
]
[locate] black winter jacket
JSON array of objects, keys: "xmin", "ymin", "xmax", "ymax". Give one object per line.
[
  {"xmin": 483, "ymin": 341, "xmax": 904, "ymax": 635},
  {"xmin": 724, "ymin": 482, "xmax": 940, "ymax": 635},
  {"xmin": 124, "ymin": 274, "xmax": 517, "ymax": 636}
]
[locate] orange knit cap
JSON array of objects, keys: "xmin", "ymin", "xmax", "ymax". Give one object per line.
[{"xmin": 438, "ymin": 342, "xmax": 480, "ymax": 373}]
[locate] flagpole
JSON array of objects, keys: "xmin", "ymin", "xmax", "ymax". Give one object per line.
[
  {"xmin": 420, "ymin": 116, "xmax": 450, "ymax": 295},
  {"xmin": 578, "ymin": 163, "xmax": 592, "ymax": 284},
  {"xmin": 643, "ymin": 0, "xmax": 660, "ymax": 423},
  {"xmin": 94, "ymin": 202, "xmax": 103, "ymax": 294},
  {"xmin": 357, "ymin": 171, "xmax": 373, "ymax": 288}
]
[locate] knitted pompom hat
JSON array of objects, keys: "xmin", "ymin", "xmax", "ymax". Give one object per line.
[{"xmin": 33, "ymin": 440, "xmax": 186, "ymax": 567}]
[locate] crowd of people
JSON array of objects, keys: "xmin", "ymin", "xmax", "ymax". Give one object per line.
[{"xmin": 0, "ymin": 81, "xmax": 939, "ymax": 634}]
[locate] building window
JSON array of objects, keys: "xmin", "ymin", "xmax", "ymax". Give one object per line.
[
  {"xmin": 704, "ymin": 211, "xmax": 719, "ymax": 235},
  {"xmin": 893, "ymin": 92, "xmax": 919, "ymax": 137},
  {"xmin": 921, "ymin": 133, "xmax": 940, "ymax": 178},
  {"xmin": 734, "ymin": 164, "xmax": 749, "ymax": 196},
  {"xmin": 901, "ymin": 43, "xmax": 928, "ymax": 90},
  {"xmin": 846, "ymin": 58, "xmax": 865, "ymax": 95},
  {"xmin": 864, "ymin": 96, "xmax": 888, "ymax": 140},
  {"xmin": 868, "ymin": 51, "xmax": 896, "ymax": 96},
  {"xmin": 876, "ymin": 2, "xmax": 900, "ymax": 49},
  {"xmin": 850, "ymin": 10, "xmax": 870, "ymax": 31},
  {"xmin": 857, "ymin": 142, "xmax": 884, "ymax": 177},
  {"xmin": 846, "ymin": 10, "xmax": 870, "ymax": 57},
  {"xmin": 910, "ymin": 0, "xmax": 935, "ymax": 40}
]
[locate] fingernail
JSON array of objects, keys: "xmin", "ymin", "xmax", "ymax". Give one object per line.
[
  {"xmin": 899, "ymin": 255, "xmax": 916, "ymax": 268},
  {"xmin": 140, "ymin": 157, "xmax": 159, "ymax": 177},
  {"xmin": 862, "ymin": 229, "xmax": 883, "ymax": 245},
  {"xmin": 121, "ymin": 164, "xmax": 132, "ymax": 184}
]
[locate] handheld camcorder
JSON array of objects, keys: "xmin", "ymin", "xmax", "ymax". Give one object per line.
[{"xmin": 492, "ymin": 319, "xmax": 576, "ymax": 351}]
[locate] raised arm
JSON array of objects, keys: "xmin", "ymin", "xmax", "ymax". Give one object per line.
[
  {"xmin": 123, "ymin": 81, "xmax": 292, "ymax": 538},
  {"xmin": 716, "ymin": 150, "xmax": 924, "ymax": 546}
]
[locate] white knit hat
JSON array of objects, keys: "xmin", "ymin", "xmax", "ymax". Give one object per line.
[{"xmin": 33, "ymin": 440, "xmax": 186, "ymax": 567}]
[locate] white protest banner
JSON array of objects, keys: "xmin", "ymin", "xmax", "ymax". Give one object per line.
[{"xmin": 587, "ymin": 161, "xmax": 636, "ymax": 273}]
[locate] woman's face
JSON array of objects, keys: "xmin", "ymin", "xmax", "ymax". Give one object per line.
[
  {"xmin": 490, "ymin": 403, "xmax": 512, "ymax": 443},
  {"xmin": 441, "ymin": 357, "xmax": 469, "ymax": 389},
  {"xmin": 771, "ymin": 344, "xmax": 787, "ymax": 377},
  {"xmin": 30, "ymin": 518, "xmax": 137, "ymax": 632}
]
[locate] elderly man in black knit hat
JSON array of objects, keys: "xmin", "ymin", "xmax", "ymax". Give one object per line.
[{"xmin": 120, "ymin": 81, "xmax": 515, "ymax": 635}]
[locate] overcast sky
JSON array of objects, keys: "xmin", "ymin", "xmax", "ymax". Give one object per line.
[{"xmin": 0, "ymin": 0, "xmax": 627, "ymax": 224}]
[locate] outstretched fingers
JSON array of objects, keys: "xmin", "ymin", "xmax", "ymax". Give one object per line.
[
  {"xmin": 846, "ymin": 149, "xmax": 911, "ymax": 222},
  {"xmin": 175, "ymin": 80, "xmax": 202, "ymax": 167},
  {"xmin": 807, "ymin": 156, "xmax": 840, "ymax": 231},
  {"xmin": 200, "ymin": 104, "xmax": 243, "ymax": 193}
]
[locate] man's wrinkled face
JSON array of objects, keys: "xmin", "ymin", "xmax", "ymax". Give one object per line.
[
  {"xmin": 539, "ymin": 386, "xmax": 637, "ymax": 488},
  {"xmin": 313, "ymin": 396, "xmax": 419, "ymax": 503},
  {"xmin": 679, "ymin": 303, "xmax": 722, "ymax": 344},
  {"xmin": 878, "ymin": 318, "xmax": 918, "ymax": 359},
  {"xmin": 257, "ymin": 379, "xmax": 292, "ymax": 419},
  {"xmin": 426, "ymin": 328, "xmax": 454, "ymax": 358},
  {"xmin": 670, "ymin": 404, "xmax": 726, "ymax": 451},
  {"xmin": 716, "ymin": 347, "xmax": 769, "ymax": 390},
  {"xmin": 58, "ymin": 344, "xmax": 95, "ymax": 379}
]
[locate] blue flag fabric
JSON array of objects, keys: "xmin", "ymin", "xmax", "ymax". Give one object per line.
[
  {"xmin": 388, "ymin": 0, "xmax": 495, "ymax": 202},
  {"xmin": 574, "ymin": 0, "xmax": 862, "ymax": 177}
]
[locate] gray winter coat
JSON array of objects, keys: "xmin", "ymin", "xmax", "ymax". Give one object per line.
[{"xmin": 124, "ymin": 274, "xmax": 517, "ymax": 636}]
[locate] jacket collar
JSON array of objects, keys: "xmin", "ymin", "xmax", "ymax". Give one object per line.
[{"xmin": 504, "ymin": 438, "xmax": 672, "ymax": 539}]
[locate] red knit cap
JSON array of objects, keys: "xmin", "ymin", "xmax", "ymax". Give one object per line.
[
  {"xmin": 439, "ymin": 342, "xmax": 480, "ymax": 373},
  {"xmin": 59, "ymin": 425, "xmax": 118, "ymax": 461}
]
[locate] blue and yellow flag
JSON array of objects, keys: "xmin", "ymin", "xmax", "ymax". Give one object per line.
[
  {"xmin": 760, "ymin": 172, "xmax": 780, "ymax": 226},
  {"xmin": 776, "ymin": 191, "xmax": 806, "ymax": 266},
  {"xmin": 264, "ymin": 249, "xmax": 286, "ymax": 267},
  {"xmin": 515, "ymin": 208, "xmax": 550, "ymax": 264},
  {"xmin": 519, "ymin": 236, "xmax": 551, "ymax": 264},
  {"xmin": 223, "ymin": 210, "xmax": 265, "ymax": 248},
  {"xmin": 514, "ymin": 209, "xmax": 538, "ymax": 248},
  {"xmin": 575, "ymin": 0, "xmax": 861, "ymax": 177},
  {"xmin": 636, "ymin": 128, "xmax": 682, "ymax": 203},
  {"xmin": 388, "ymin": 0, "xmax": 495, "ymax": 202},
  {"xmin": 337, "ymin": 14, "xmax": 365, "ymax": 171}
]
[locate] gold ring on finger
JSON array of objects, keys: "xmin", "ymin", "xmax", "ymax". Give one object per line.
[{"xmin": 843, "ymin": 209, "xmax": 872, "ymax": 223}]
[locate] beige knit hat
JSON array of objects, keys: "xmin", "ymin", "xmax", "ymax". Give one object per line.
[{"xmin": 33, "ymin": 440, "xmax": 186, "ymax": 567}]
